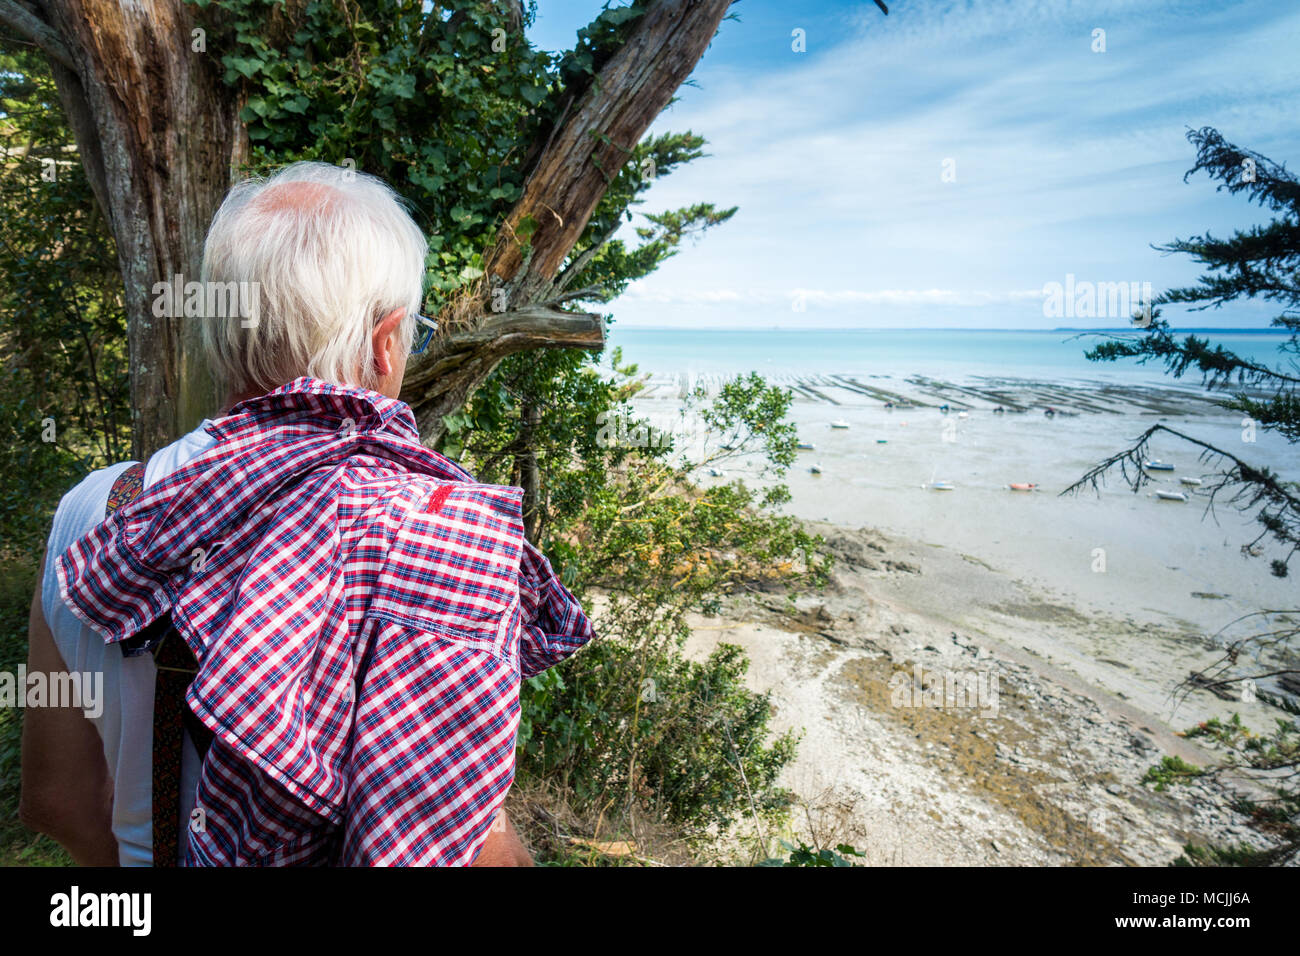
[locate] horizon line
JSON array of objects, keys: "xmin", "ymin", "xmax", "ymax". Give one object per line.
[{"xmin": 607, "ymin": 325, "xmax": 1291, "ymax": 333}]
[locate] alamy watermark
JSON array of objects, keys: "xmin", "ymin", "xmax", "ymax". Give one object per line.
[
  {"xmin": 152, "ymin": 274, "xmax": 262, "ymax": 328},
  {"xmin": 50, "ymin": 886, "xmax": 150, "ymax": 936},
  {"xmin": 0, "ymin": 666, "xmax": 103, "ymax": 719},
  {"xmin": 890, "ymin": 662, "xmax": 999, "ymax": 718},
  {"xmin": 595, "ymin": 408, "xmax": 708, "ymax": 449},
  {"xmin": 1042, "ymin": 274, "xmax": 1152, "ymax": 325}
]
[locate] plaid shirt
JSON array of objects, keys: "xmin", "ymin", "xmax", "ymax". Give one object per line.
[{"xmin": 55, "ymin": 376, "xmax": 595, "ymax": 865}]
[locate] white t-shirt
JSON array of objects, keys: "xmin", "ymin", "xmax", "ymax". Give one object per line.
[{"xmin": 42, "ymin": 421, "xmax": 218, "ymax": 866}]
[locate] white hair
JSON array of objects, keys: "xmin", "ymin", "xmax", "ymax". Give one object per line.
[{"xmin": 200, "ymin": 161, "xmax": 427, "ymax": 398}]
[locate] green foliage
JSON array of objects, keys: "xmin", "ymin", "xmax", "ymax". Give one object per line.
[
  {"xmin": 0, "ymin": 35, "xmax": 123, "ymax": 869},
  {"xmin": 759, "ymin": 839, "xmax": 865, "ymax": 867},
  {"xmin": 1155, "ymin": 127, "xmax": 1300, "ymax": 321},
  {"xmin": 555, "ymin": 1, "xmax": 652, "ymax": 97},
  {"xmin": 1142, "ymin": 712, "xmax": 1300, "ymax": 862},
  {"xmin": 520, "ymin": 627, "xmax": 798, "ymax": 834},
  {"xmin": 0, "ymin": 42, "xmax": 129, "ymax": 555},
  {"xmin": 185, "ymin": 0, "xmax": 734, "ymax": 312},
  {"xmin": 186, "ymin": 0, "xmax": 554, "ymax": 301},
  {"xmin": 1141, "ymin": 755, "xmax": 1203, "ymax": 792},
  {"xmin": 1173, "ymin": 842, "xmax": 1276, "ymax": 867},
  {"xmin": 488, "ymin": 359, "xmax": 829, "ymax": 841},
  {"xmin": 1185, "ymin": 714, "xmax": 1298, "ymax": 855}
]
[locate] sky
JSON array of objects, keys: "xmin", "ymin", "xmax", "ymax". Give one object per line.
[{"xmin": 525, "ymin": 0, "xmax": 1300, "ymax": 330}]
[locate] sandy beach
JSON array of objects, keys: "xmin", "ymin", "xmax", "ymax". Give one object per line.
[
  {"xmin": 633, "ymin": 369, "xmax": 1299, "ymax": 864},
  {"xmin": 687, "ymin": 521, "xmax": 1283, "ymax": 865}
]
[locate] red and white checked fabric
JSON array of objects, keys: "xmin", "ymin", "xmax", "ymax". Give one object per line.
[{"xmin": 55, "ymin": 376, "xmax": 595, "ymax": 865}]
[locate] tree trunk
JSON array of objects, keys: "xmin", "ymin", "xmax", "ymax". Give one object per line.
[
  {"xmin": 515, "ymin": 401, "xmax": 541, "ymax": 542},
  {"xmin": 8, "ymin": 0, "xmax": 247, "ymax": 460}
]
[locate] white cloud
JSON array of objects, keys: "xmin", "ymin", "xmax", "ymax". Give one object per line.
[{"xmin": 604, "ymin": 0, "xmax": 1300, "ymax": 329}]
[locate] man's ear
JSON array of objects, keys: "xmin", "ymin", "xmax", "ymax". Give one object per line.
[{"xmin": 371, "ymin": 307, "xmax": 406, "ymax": 379}]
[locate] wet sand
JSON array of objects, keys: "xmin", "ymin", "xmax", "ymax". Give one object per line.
[{"xmin": 686, "ymin": 523, "xmax": 1284, "ymax": 865}]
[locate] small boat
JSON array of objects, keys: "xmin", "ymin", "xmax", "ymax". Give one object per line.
[
  {"xmin": 939, "ymin": 404, "xmax": 950, "ymax": 414},
  {"xmin": 957, "ymin": 411, "xmax": 968, "ymax": 419},
  {"xmin": 1154, "ymin": 490, "xmax": 1187, "ymax": 502},
  {"xmin": 830, "ymin": 420, "xmax": 850, "ymax": 429},
  {"xmin": 928, "ymin": 481, "xmax": 955, "ymax": 491},
  {"xmin": 809, "ymin": 464, "xmax": 823, "ymax": 475},
  {"xmin": 796, "ymin": 441, "xmax": 815, "ymax": 450},
  {"xmin": 1179, "ymin": 477, "xmax": 1202, "ymax": 487},
  {"xmin": 876, "ymin": 438, "xmax": 888, "ymax": 444},
  {"xmin": 993, "ymin": 406, "xmax": 1006, "ymax": 414},
  {"xmin": 1008, "ymin": 483, "xmax": 1037, "ymax": 492},
  {"xmin": 1144, "ymin": 460, "xmax": 1174, "ymax": 471},
  {"xmin": 706, "ymin": 467, "xmax": 726, "ymax": 477}
]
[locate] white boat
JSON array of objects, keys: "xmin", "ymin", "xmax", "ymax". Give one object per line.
[
  {"xmin": 830, "ymin": 420, "xmax": 850, "ymax": 429},
  {"xmin": 809, "ymin": 463, "xmax": 823, "ymax": 475},
  {"xmin": 1144, "ymin": 460, "xmax": 1175, "ymax": 471},
  {"xmin": 1154, "ymin": 490, "xmax": 1187, "ymax": 502},
  {"xmin": 1179, "ymin": 477, "xmax": 1203, "ymax": 487},
  {"xmin": 797, "ymin": 441, "xmax": 815, "ymax": 450},
  {"xmin": 706, "ymin": 467, "xmax": 726, "ymax": 477},
  {"xmin": 928, "ymin": 480, "xmax": 955, "ymax": 491}
]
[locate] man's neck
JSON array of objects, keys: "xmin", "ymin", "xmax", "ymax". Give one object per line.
[{"xmin": 220, "ymin": 389, "xmax": 266, "ymax": 416}]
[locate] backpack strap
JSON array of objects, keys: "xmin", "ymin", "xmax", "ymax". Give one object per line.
[{"xmin": 106, "ymin": 462, "xmax": 214, "ymax": 867}]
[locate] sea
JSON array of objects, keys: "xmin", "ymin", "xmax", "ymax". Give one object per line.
[
  {"xmin": 605, "ymin": 325, "xmax": 1300, "ymax": 670},
  {"xmin": 603, "ymin": 327, "xmax": 1294, "ymax": 384}
]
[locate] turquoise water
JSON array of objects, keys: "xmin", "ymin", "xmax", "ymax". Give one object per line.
[{"xmin": 605, "ymin": 327, "xmax": 1295, "ymax": 383}]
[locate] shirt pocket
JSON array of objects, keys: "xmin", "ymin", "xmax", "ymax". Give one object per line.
[{"xmin": 369, "ymin": 482, "xmax": 525, "ymax": 642}]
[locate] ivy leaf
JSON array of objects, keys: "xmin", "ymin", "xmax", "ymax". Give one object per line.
[
  {"xmin": 386, "ymin": 73, "xmax": 417, "ymax": 99},
  {"xmin": 225, "ymin": 56, "xmax": 264, "ymax": 80}
]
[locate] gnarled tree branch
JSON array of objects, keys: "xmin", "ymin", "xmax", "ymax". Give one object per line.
[
  {"xmin": 405, "ymin": 0, "xmax": 735, "ymax": 443},
  {"xmin": 404, "ymin": 305, "xmax": 605, "ymax": 437},
  {"xmin": 0, "ymin": 0, "xmax": 74, "ymax": 68}
]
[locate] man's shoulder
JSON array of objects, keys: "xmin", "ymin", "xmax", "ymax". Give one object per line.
[
  {"xmin": 144, "ymin": 420, "xmax": 218, "ymax": 485},
  {"xmin": 49, "ymin": 461, "xmax": 136, "ymax": 554},
  {"xmin": 364, "ymin": 476, "xmax": 527, "ymax": 648},
  {"xmin": 43, "ymin": 461, "xmax": 136, "ymax": 624}
]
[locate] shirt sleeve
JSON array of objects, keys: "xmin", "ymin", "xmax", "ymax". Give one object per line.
[
  {"xmin": 517, "ymin": 539, "xmax": 596, "ymax": 678},
  {"xmin": 342, "ymin": 621, "xmax": 521, "ymax": 866}
]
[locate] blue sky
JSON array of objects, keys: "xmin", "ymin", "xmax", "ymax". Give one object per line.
[{"xmin": 525, "ymin": 0, "xmax": 1300, "ymax": 329}]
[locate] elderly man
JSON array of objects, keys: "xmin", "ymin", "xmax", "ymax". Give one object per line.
[{"xmin": 19, "ymin": 161, "xmax": 595, "ymax": 866}]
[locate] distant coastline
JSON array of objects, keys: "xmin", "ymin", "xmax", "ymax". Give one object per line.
[
  {"xmin": 605, "ymin": 327, "xmax": 1291, "ymax": 382},
  {"xmin": 612, "ymin": 325, "xmax": 1293, "ymax": 333}
]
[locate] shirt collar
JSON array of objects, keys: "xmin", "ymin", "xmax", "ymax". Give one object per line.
[{"xmin": 206, "ymin": 376, "xmax": 423, "ymax": 446}]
